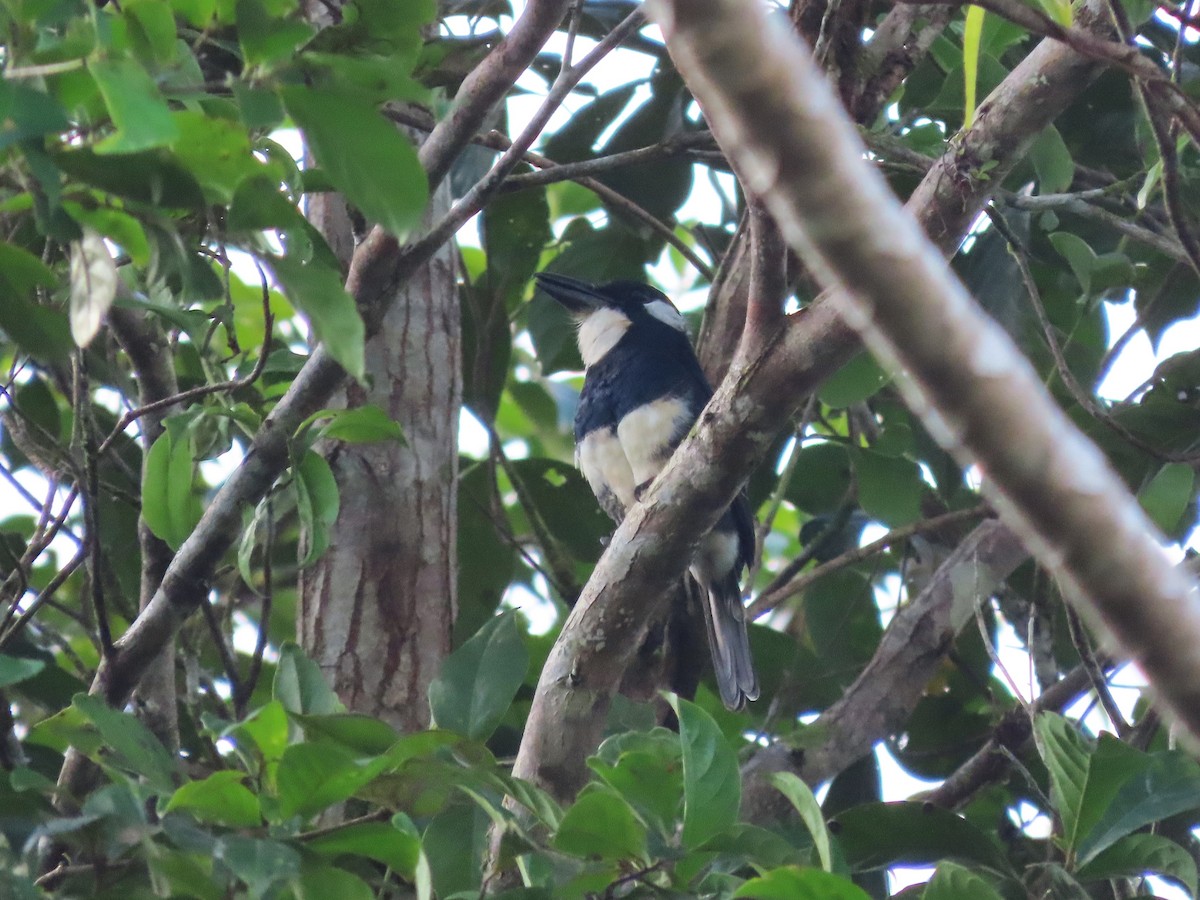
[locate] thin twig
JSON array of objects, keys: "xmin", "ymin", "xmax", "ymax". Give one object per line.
[
  {"xmin": 749, "ymin": 504, "xmax": 992, "ymax": 617},
  {"xmin": 395, "ymin": 8, "xmax": 649, "ymax": 275},
  {"xmin": 1065, "ymin": 604, "xmax": 1129, "ymax": 737},
  {"xmin": 1007, "ymin": 218, "xmax": 1200, "ymax": 462},
  {"xmin": 235, "ymin": 498, "xmax": 274, "ymax": 717},
  {"xmin": 96, "ymin": 277, "xmax": 274, "ymax": 458}
]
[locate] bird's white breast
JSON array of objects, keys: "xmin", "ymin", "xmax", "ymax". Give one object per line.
[
  {"xmin": 578, "ymin": 427, "xmax": 637, "ymax": 513},
  {"xmin": 617, "ymin": 396, "xmax": 693, "ymax": 488}
]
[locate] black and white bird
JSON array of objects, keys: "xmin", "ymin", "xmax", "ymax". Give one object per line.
[{"xmin": 535, "ymin": 272, "xmax": 760, "ymax": 711}]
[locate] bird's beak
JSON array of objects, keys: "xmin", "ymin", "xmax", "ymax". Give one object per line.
[{"xmin": 534, "ymin": 272, "xmax": 605, "ymax": 315}]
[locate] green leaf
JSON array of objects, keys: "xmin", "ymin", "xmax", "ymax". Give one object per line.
[
  {"xmin": 237, "ymin": 0, "xmax": 315, "ymax": 66},
  {"xmin": 669, "ymin": 694, "xmax": 741, "ymax": 849},
  {"xmin": 292, "ymin": 712, "xmax": 398, "ymax": 755},
  {"xmin": 0, "ymin": 654, "xmax": 45, "ymax": 688},
  {"xmin": 1032, "ymin": 712, "xmax": 1093, "ymax": 853},
  {"xmin": 291, "ymin": 862, "xmax": 373, "ymax": 900},
  {"xmin": 1049, "ymin": 232, "xmax": 1096, "ymax": 294},
  {"xmin": 313, "ymin": 405, "xmax": 405, "ymax": 444},
  {"xmin": 275, "ymin": 740, "xmax": 394, "ymax": 819},
  {"xmin": 308, "ymin": 820, "xmax": 422, "ymax": 877},
  {"xmin": 266, "ymin": 255, "xmax": 365, "ymax": 380},
  {"xmin": 771, "ymin": 772, "xmax": 832, "ymax": 872},
  {"xmin": 63, "ymin": 202, "xmax": 150, "ymax": 267},
  {"xmin": 1138, "ymin": 462, "xmax": 1194, "ymax": 532},
  {"xmin": 1077, "ymin": 748, "xmax": 1200, "ymax": 863},
  {"xmin": 1030, "ymin": 125, "xmax": 1075, "ymax": 195},
  {"xmin": 553, "ymin": 787, "xmax": 648, "ymax": 861},
  {"xmin": 1077, "ymin": 833, "xmax": 1197, "ymax": 895},
  {"xmin": 170, "ymin": 110, "xmax": 260, "ymax": 203},
  {"xmin": 962, "ymin": 6, "xmax": 985, "ymax": 128},
  {"xmin": 734, "ymin": 867, "xmax": 871, "ymax": 899},
  {"xmin": 73, "ymin": 693, "xmax": 177, "ymax": 793},
  {"xmin": 214, "ymin": 837, "xmax": 300, "ymax": 900},
  {"xmin": 274, "ymin": 642, "xmax": 343, "ymax": 715},
  {"xmin": 589, "ymin": 729, "xmax": 683, "ymax": 836},
  {"xmin": 818, "ymin": 354, "xmax": 890, "ymax": 408},
  {"xmin": 281, "ymin": 87, "xmax": 427, "ymax": 239},
  {"xmin": 852, "ymin": 448, "xmax": 924, "ymax": 526},
  {"xmin": 88, "ymin": 58, "xmax": 180, "ymax": 153},
  {"xmin": 125, "ymin": 0, "xmax": 179, "ymax": 64},
  {"xmin": 164, "ymin": 770, "xmax": 262, "ymax": 827},
  {"xmin": 234, "ymin": 699, "xmax": 290, "ymax": 764},
  {"xmin": 295, "ymin": 449, "xmax": 339, "ymax": 565},
  {"xmin": 830, "ymin": 801, "xmax": 1010, "ymax": 873},
  {"xmin": 922, "ymin": 861, "xmax": 1005, "ymax": 900},
  {"xmin": 0, "ymin": 243, "xmax": 72, "ymax": 362},
  {"xmin": 142, "ymin": 428, "xmax": 203, "ymax": 550},
  {"xmin": 428, "ymin": 611, "xmax": 528, "ymax": 741},
  {"xmin": 1035, "ymin": 0, "xmax": 1073, "ymax": 26}
]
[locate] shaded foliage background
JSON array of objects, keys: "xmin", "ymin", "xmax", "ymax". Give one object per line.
[{"xmin": 0, "ymin": 0, "xmax": 1199, "ymax": 895}]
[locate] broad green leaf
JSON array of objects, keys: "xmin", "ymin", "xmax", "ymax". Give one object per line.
[
  {"xmin": 214, "ymin": 837, "xmax": 300, "ymax": 900},
  {"xmin": 147, "ymin": 850, "xmax": 221, "ymax": 900},
  {"xmin": 0, "ymin": 654, "xmax": 45, "ymax": 688},
  {"xmin": 267, "ymin": 255, "xmax": 365, "ymax": 380},
  {"xmin": 1035, "ymin": 0, "xmax": 1073, "ymax": 25},
  {"xmin": 1032, "ymin": 712, "xmax": 1093, "ymax": 853},
  {"xmin": 275, "ymin": 740, "xmax": 394, "ymax": 819},
  {"xmin": 308, "ymin": 820, "xmax": 422, "ymax": 877},
  {"xmin": 589, "ymin": 728, "xmax": 683, "ymax": 836},
  {"xmin": 312, "ymin": 405, "xmax": 405, "ymax": 444},
  {"xmin": 295, "ymin": 448, "xmax": 339, "ymax": 565},
  {"xmin": 1078, "ymin": 748, "xmax": 1200, "ymax": 863},
  {"xmin": 771, "ymin": 772, "xmax": 832, "ymax": 872},
  {"xmin": 734, "ymin": 867, "xmax": 871, "ymax": 899},
  {"xmin": 292, "ymin": 712, "xmax": 399, "ymax": 755},
  {"xmin": 62, "ymin": 202, "xmax": 150, "ymax": 267},
  {"xmin": 830, "ymin": 801, "xmax": 1010, "ymax": 873},
  {"xmin": 553, "ymin": 787, "xmax": 648, "ymax": 861},
  {"xmin": 281, "ymin": 87, "xmax": 427, "ymax": 239},
  {"xmin": 164, "ymin": 770, "xmax": 262, "ymax": 827},
  {"xmin": 1030, "ymin": 125, "xmax": 1075, "ymax": 195},
  {"xmin": 170, "ymin": 110, "xmax": 260, "ymax": 203},
  {"xmin": 962, "ymin": 6, "xmax": 985, "ymax": 128},
  {"xmin": 234, "ymin": 699, "xmax": 290, "ymax": 764},
  {"xmin": 428, "ymin": 610, "xmax": 528, "ymax": 741},
  {"xmin": 852, "ymin": 448, "xmax": 924, "ymax": 526},
  {"xmin": 124, "ymin": 0, "xmax": 179, "ymax": 64},
  {"xmin": 237, "ymin": 0, "xmax": 315, "ymax": 66},
  {"xmin": 787, "ymin": 442, "xmax": 853, "ymax": 515},
  {"xmin": 73, "ymin": 694, "xmax": 177, "ymax": 793},
  {"xmin": 1138, "ymin": 462, "xmax": 1194, "ymax": 532},
  {"xmin": 142, "ymin": 428, "xmax": 203, "ymax": 549},
  {"xmin": 274, "ymin": 642, "xmax": 343, "ymax": 715},
  {"xmin": 88, "ymin": 58, "xmax": 180, "ymax": 153},
  {"xmin": 818, "ymin": 353, "xmax": 890, "ymax": 408},
  {"xmin": 1077, "ymin": 833, "xmax": 1197, "ymax": 895},
  {"xmin": 0, "ymin": 243, "xmax": 72, "ymax": 361},
  {"xmin": 69, "ymin": 226, "xmax": 118, "ymax": 347},
  {"xmin": 922, "ymin": 861, "xmax": 1005, "ymax": 900},
  {"xmin": 669, "ymin": 694, "xmax": 741, "ymax": 849},
  {"xmin": 291, "ymin": 862, "xmax": 373, "ymax": 900},
  {"xmin": 1049, "ymin": 232, "xmax": 1096, "ymax": 294}
]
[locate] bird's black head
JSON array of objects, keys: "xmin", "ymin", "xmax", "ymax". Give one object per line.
[{"xmin": 534, "ymin": 272, "xmax": 687, "ymax": 333}]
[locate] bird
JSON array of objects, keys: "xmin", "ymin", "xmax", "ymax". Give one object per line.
[{"xmin": 534, "ymin": 271, "xmax": 760, "ymax": 711}]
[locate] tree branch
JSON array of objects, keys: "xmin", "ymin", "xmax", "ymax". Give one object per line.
[{"xmin": 653, "ymin": 0, "xmax": 1200, "ymax": 745}]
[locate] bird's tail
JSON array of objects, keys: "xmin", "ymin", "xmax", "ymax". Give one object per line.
[{"xmin": 693, "ymin": 572, "xmax": 759, "ymax": 711}]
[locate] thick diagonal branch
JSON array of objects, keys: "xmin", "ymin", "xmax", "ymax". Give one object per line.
[{"xmin": 653, "ymin": 0, "xmax": 1200, "ymax": 742}]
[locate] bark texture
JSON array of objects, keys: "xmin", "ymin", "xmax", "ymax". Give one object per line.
[{"xmin": 299, "ymin": 183, "xmax": 459, "ymax": 731}]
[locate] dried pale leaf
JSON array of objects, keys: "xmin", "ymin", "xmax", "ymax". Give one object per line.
[{"xmin": 69, "ymin": 227, "xmax": 118, "ymax": 347}]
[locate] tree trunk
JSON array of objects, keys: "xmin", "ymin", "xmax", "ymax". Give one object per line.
[{"xmin": 298, "ymin": 183, "xmax": 459, "ymax": 732}]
